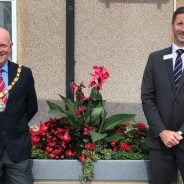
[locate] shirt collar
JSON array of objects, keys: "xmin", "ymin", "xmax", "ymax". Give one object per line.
[
  {"xmin": 0, "ymin": 61, "xmax": 8, "ymax": 73},
  {"xmin": 172, "ymin": 43, "xmax": 184, "ymax": 53}
]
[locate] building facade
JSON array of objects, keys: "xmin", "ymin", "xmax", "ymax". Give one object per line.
[{"xmin": 1, "ymin": 0, "xmax": 183, "ymax": 124}]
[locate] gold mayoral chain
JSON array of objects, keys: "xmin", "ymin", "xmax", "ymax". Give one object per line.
[{"xmin": 0, "ymin": 64, "xmax": 22, "ymax": 98}]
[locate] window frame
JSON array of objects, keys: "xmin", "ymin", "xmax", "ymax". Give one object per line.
[{"xmin": 0, "ymin": 0, "xmax": 17, "ymax": 63}]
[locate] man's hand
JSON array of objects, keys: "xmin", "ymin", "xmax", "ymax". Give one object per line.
[{"xmin": 159, "ymin": 130, "xmax": 183, "ymax": 148}]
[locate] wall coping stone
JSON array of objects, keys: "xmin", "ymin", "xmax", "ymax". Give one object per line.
[{"xmin": 32, "ymin": 159, "xmax": 151, "ymax": 181}]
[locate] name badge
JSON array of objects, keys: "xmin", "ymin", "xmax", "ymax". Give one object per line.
[{"xmin": 163, "ymin": 54, "xmax": 173, "ymax": 60}]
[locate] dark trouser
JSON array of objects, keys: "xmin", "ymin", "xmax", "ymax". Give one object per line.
[
  {"xmin": 0, "ymin": 151, "xmax": 33, "ymax": 184},
  {"xmin": 150, "ymin": 147, "xmax": 184, "ymax": 184}
]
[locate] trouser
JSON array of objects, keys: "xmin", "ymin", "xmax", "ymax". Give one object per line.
[
  {"xmin": 0, "ymin": 151, "xmax": 33, "ymax": 184},
  {"xmin": 150, "ymin": 147, "xmax": 184, "ymax": 184}
]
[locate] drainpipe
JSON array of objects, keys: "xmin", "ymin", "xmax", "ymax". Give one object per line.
[{"xmin": 66, "ymin": 0, "xmax": 75, "ymax": 101}]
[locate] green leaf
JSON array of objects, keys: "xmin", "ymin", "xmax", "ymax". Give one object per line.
[
  {"xmin": 90, "ymin": 130, "xmax": 107, "ymax": 143},
  {"xmin": 58, "ymin": 94, "xmax": 75, "ymax": 113},
  {"xmin": 90, "ymin": 107, "xmax": 103, "ymax": 125},
  {"xmin": 104, "ymin": 133, "xmax": 123, "ymax": 142},
  {"xmin": 99, "ymin": 109, "xmax": 107, "ymax": 133},
  {"xmin": 61, "ymin": 111, "xmax": 79, "ymax": 128},
  {"xmin": 91, "ymin": 107, "xmax": 103, "ymax": 118},
  {"xmin": 102, "ymin": 114, "xmax": 135, "ymax": 132},
  {"xmin": 31, "ymin": 146, "xmax": 48, "ymax": 159},
  {"xmin": 90, "ymin": 87, "xmax": 103, "ymax": 100},
  {"xmin": 47, "ymin": 101, "xmax": 64, "ymax": 116},
  {"xmin": 49, "ymin": 109, "xmax": 67, "ymax": 117}
]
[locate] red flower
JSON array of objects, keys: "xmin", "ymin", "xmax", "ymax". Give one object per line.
[
  {"xmin": 90, "ymin": 126, "xmax": 97, "ymax": 131},
  {"xmin": 119, "ymin": 143, "xmax": 133, "ymax": 151},
  {"xmin": 49, "ymin": 153, "xmax": 56, "ymax": 158},
  {"xmin": 39, "ymin": 123, "xmax": 48, "ymax": 133},
  {"xmin": 110, "ymin": 141, "xmax": 117, "ymax": 147},
  {"xmin": 56, "ymin": 128, "xmax": 67, "ymax": 133},
  {"xmin": 75, "ymin": 106, "xmax": 86, "ymax": 116},
  {"xmin": 83, "ymin": 127, "xmax": 89, "ymax": 136},
  {"xmin": 65, "ymin": 149, "xmax": 76, "ymax": 157},
  {"xmin": 81, "ymin": 96, "xmax": 90, "ymax": 101},
  {"xmin": 89, "ymin": 65, "xmax": 110, "ymax": 90},
  {"xmin": 88, "ymin": 80, "xmax": 96, "ymax": 88},
  {"xmin": 78, "ymin": 154, "xmax": 86, "ymax": 162},
  {"xmin": 92, "ymin": 65, "xmax": 110, "ymax": 80},
  {"xmin": 48, "ymin": 141, "xmax": 56, "ymax": 147},
  {"xmin": 46, "ymin": 122, "xmax": 53, "ymax": 129},
  {"xmin": 83, "ymin": 126, "xmax": 97, "ymax": 136},
  {"xmin": 45, "ymin": 146, "xmax": 53, "ymax": 153},
  {"xmin": 61, "ymin": 141, "xmax": 66, "ymax": 148},
  {"xmin": 136, "ymin": 122, "xmax": 146, "ymax": 129},
  {"xmin": 70, "ymin": 81, "xmax": 78, "ymax": 93},
  {"xmin": 57, "ymin": 135, "xmax": 64, "ymax": 140},
  {"xmin": 85, "ymin": 143, "xmax": 96, "ymax": 150},
  {"xmin": 63, "ymin": 132, "xmax": 71, "ymax": 142},
  {"xmin": 53, "ymin": 148, "xmax": 62, "ymax": 155},
  {"xmin": 31, "ymin": 135, "xmax": 40, "ymax": 144},
  {"xmin": 30, "ymin": 130, "xmax": 41, "ymax": 136},
  {"xmin": 113, "ymin": 147, "xmax": 118, "ymax": 152},
  {"xmin": 66, "ymin": 150, "xmax": 72, "ymax": 156},
  {"xmin": 46, "ymin": 132, "xmax": 52, "ymax": 139}
]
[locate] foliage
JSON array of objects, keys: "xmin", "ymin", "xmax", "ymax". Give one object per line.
[
  {"xmin": 30, "ymin": 65, "xmax": 149, "ymax": 184},
  {"xmin": 31, "ymin": 145, "xmax": 48, "ymax": 159},
  {"xmin": 30, "ymin": 118, "xmax": 79, "ymax": 159}
]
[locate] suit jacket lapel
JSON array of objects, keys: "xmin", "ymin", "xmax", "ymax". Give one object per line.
[
  {"xmin": 175, "ymin": 69, "xmax": 184, "ymax": 96},
  {"xmin": 7, "ymin": 61, "xmax": 17, "ymax": 99},
  {"xmin": 163, "ymin": 47, "xmax": 176, "ymax": 94}
]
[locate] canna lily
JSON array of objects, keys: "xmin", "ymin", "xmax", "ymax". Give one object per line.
[{"xmin": 89, "ymin": 65, "xmax": 110, "ymax": 90}]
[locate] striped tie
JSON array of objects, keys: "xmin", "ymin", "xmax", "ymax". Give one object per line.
[
  {"xmin": 174, "ymin": 49, "xmax": 184, "ymax": 89},
  {"xmin": 0, "ymin": 69, "xmax": 7, "ymax": 111}
]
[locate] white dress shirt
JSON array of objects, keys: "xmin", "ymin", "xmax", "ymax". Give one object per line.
[{"xmin": 172, "ymin": 43, "xmax": 184, "ymax": 71}]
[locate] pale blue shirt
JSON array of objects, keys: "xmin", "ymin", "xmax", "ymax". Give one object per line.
[{"xmin": 1, "ymin": 61, "xmax": 8, "ymax": 94}]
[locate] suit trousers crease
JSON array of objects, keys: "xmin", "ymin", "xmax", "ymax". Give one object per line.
[
  {"xmin": 150, "ymin": 146, "xmax": 184, "ymax": 184},
  {"xmin": 0, "ymin": 151, "xmax": 33, "ymax": 184}
]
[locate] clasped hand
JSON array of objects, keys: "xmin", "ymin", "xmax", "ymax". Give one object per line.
[{"xmin": 159, "ymin": 130, "xmax": 183, "ymax": 148}]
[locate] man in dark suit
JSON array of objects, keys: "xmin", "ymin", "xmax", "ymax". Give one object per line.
[
  {"xmin": 0, "ymin": 27, "xmax": 38, "ymax": 184},
  {"xmin": 141, "ymin": 7, "xmax": 184, "ymax": 184}
]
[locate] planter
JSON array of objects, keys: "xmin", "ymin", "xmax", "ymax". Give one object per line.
[{"xmin": 32, "ymin": 159, "xmax": 151, "ymax": 181}]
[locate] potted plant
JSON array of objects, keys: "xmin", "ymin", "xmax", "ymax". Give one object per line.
[{"xmin": 30, "ymin": 65, "xmax": 149, "ymax": 184}]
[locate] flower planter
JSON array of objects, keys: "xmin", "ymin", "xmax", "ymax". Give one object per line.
[{"xmin": 32, "ymin": 159, "xmax": 151, "ymax": 181}]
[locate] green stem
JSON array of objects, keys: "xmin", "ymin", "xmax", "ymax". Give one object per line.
[{"xmin": 99, "ymin": 108, "xmax": 105, "ymax": 133}]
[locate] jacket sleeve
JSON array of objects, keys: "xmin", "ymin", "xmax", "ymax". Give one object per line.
[
  {"xmin": 141, "ymin": 53, "xmax": 166, "ymax": 137},
  {"xmin": 25, "ymin": 68, "xmax": 38, "ymax": 122},
  {"xmin": 179, "ymin": 125, "xmax": 184, "ymax": 134}
]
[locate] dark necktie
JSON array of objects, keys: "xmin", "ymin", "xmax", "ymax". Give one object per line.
[
  {"xmin": 0, "ymin": 69, "xmax": 7, "ymax": 111},
  {"xmin": 174, "ymin": 49, "xmax": 184, "ymax": 89}
]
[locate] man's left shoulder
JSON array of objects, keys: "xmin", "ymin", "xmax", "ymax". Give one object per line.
[{"xmin": 21, "ymin": 65, "xmax": 32, "ymax": 73}]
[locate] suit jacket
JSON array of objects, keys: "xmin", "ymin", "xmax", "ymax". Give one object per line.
[
  {"xmin": 0, "ymin": 61, "xmax": 38, "ymax": 163},
  {"xmin": 141, "ymin": 46, "xmax": 184, "ymax": 150}
]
